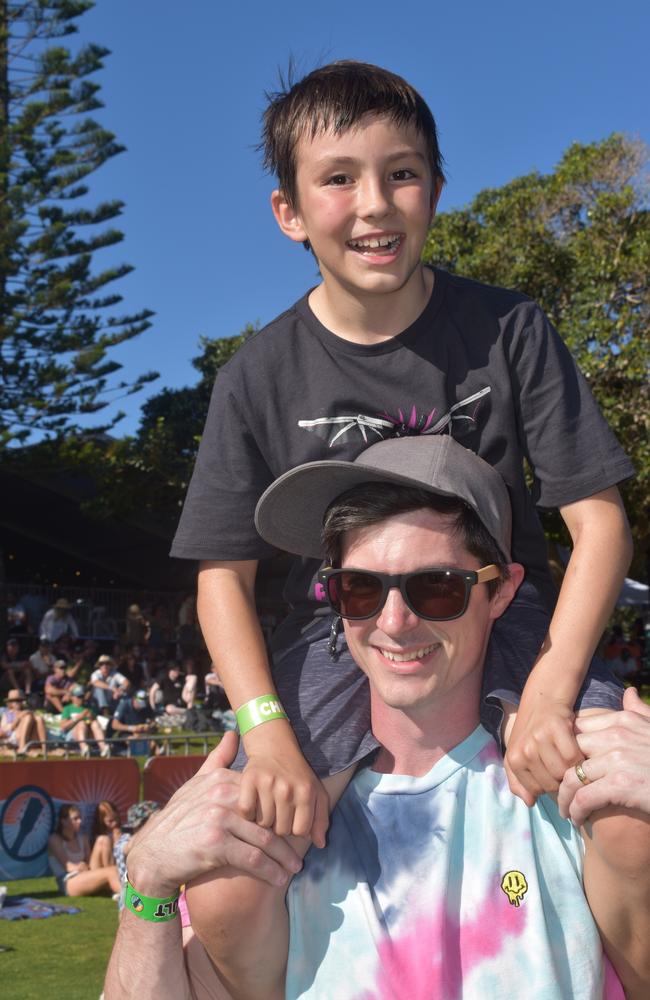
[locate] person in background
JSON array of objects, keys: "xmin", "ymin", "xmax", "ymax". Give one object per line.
[
  {"xmin": 1, "ymin": 638, "xmax": 32, "ymax": 696},
  {"xmin": 48, "ymin": 804, "xmax": 121, "ymax": 898},
  {"xmin": 111, "ymin": 688, "xmax": 158, "ymax": 755},
  {"xmin": 60, "ymin": 684, "xmax": 110, "ymax": 757},
  {"xmin": 91, "ymin": 801, "xmax": 123, "ymax": 869},
  {"xmin": 119, "ymin": 648, "xmax": 145, "ymax": 691},
  {"xmin": 29, "ymin": 637, "xmax": 55, "ymax": 697},
  {"xmin": 39, "ymin": 597, "xmax": 79, "ymax": 644},
  {"xmin": 124, "ymin": 604, "xmax": 150, "ymax": 646},
  {"xmin": 89, "ymin": 654, "xmax": 128, "ymax": 711},
  {"xmin": 204, "ymin": 664, "xmax": 230, "ymax": 713},
  {"xmin": 149, "ymin": 662, "xmax": 190, "ymax": 718},
  {"xmin": 113, "ymin": 801, "xmax": 161, "ymax": 906},
  {"xmin": 44, "ymin": 658, "xmax": 73, "ymax": 713},
  {"xmin": 0, "ymin": 689, "xmax": 47, "ymax": 756}
]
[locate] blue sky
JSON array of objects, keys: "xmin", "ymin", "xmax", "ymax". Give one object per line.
[{"xmin": 71, "ymin": 0, "xmax": 649, "ymax": 436}]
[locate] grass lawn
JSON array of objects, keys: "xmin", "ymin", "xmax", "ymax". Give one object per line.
[{"xmin": 0, "ymin": 877, "xmax": 118, "ymax": 1000}]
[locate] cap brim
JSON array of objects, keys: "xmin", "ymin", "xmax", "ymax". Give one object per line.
[{"xmin": 255, "ymin": 460, "xmax": 482, "ymax": 559}]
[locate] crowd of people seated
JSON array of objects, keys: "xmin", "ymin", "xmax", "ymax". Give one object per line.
[{"xmin": 0, "ymin": 632, "xmax": 232, "ymax": 757}]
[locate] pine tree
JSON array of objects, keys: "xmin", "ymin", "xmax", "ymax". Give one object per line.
[{"xmin": 0, "ymin": 0, "xmax": 156, "ymax": 446}]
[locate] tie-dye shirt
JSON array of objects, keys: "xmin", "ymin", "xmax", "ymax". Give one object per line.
[{"xmin": 286, "ymin": 726, "xmax": 623, "ymax": 1000}]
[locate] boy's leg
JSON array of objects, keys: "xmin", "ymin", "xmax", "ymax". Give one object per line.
[{"xmin": 185, "ymin": 768, "xmax": 353, "ymax": 1000}]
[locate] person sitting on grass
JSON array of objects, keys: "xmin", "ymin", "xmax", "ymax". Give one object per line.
[
  {"xmin": 60, "ymin": 684, "xmax": 110, "ymax": 758},
  {"xmin": 0, "ymin": 689, "xmax": 47, "ymax": 756},
  {"xmin": 48, "ymin": 804, "xmax": 121, "ymax": 898},
  {"xmin": 91, "ymin": 800, "xmax": 123, "ymax": 869}
]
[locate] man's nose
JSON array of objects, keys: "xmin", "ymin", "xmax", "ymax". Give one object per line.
[{"xmin": 375, "ymin": 586, "xmax": 419, "ymax": 634}]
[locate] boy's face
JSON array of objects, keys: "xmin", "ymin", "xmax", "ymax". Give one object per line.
[{"xmin": 272, "ymin": 115, "xmax": 442, "ymax": 310}]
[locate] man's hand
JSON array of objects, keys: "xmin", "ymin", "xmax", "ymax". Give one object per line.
[
  {"xmin": 504, "ymin": 691, "xmax": 580, "ymax": 806},
  {"xmin": 238, "ymin": 739, "xmax": 330, "ymax": 848},
  {"xmin": 558, "ymin": 687, "xmax": 650, "ymax": 826},
  {"xmin": 126, "ymin": 731, "xmax": 304, "ymax": 897}
]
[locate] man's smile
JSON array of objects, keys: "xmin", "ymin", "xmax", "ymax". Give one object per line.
[{"xmin": 378, "ymin": 642, "xmax": 440, "ymax": 663}]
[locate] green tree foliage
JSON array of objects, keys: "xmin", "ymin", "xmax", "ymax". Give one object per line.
[
  {"xmin": 0, "ymin": 0, "xmax": 156, "ymax": 446},
  {"xmin": 15, "ymin": 326, "xmax": 254, "ymax": 527},
  {"xmin": 424, "ymin": 134, "xmax": 649, "ymax": 570}
]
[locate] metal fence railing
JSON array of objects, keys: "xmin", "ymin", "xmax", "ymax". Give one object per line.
[{"xmin": 14, "ymin": 732, "xmax": 219, "ymax": 761}]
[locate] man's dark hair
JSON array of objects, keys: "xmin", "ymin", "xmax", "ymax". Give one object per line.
[
  {"xmin": 322, "ymin": 483, "xmax": 509, "ymax": 596},
  {"xmin": 261, "ymin": 60, "xmax": 445, "ymax": 211}
]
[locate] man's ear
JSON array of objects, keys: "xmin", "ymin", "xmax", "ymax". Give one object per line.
[
  {"xmin": 271, "ymin": 189, "xmax": 308, "ymax": 244},
  {"xmin": 488, "ymin": 563, "xmax": 525, "ymax": 621}
]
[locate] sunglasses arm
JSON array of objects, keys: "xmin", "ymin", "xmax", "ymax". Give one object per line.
[{"xmin": 476, "ymin": 564, "xmax": 500, "ymax": 584}]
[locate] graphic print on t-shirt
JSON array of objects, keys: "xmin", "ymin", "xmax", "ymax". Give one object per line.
[{"xmin": 297, "ymin": 387, "xmax": 491, "ymax": 447}]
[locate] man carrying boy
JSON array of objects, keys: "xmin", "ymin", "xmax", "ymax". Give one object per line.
[
  {"xmin": 106, "ymin": 437, "xmax": 650, "ymax": 999},
  {"xmin": 170, "ymin": 60, "xmax": 633, "ymax": 862}
]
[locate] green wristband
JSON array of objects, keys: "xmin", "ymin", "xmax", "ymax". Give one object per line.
[
  {"xmin": 124, "ymin": 879, "xmax": 180, "ymax": 922},
  {"xmin": 236, "ymin": 694, "xmax": 288, "ymax": 735}
]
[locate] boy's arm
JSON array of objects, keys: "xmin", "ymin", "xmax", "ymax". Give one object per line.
[
  {"xmin": 505, "ymin": 485, "xmax": 632, "ymax": 805},
  {"xmin": 558, "ymin": 689, "xmax": 650, "ymax": 999},
  {"xmin": 198, "ymin": 560, "xmax": 330, "ymax": 844}
]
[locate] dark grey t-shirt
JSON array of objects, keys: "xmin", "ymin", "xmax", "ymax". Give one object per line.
[{"xmin": 172, "ymin": 268, "xmax": 633, "ymax": 625}]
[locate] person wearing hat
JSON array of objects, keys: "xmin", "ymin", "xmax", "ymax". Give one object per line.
[
  {"xmin": 0, "ymin": 689, "xmax": 47, "ymax": 756},
  {"xmin": 60, "ymin": 684, "xmax": 110, "ymax": 758},
  {"xmin": 105, "ymin": 436, "xmax": 650, "ymax": 1000},
  {"xmin": 89, "ymin": 655, "xmax": 129, "ymax": 711},
  {"xmin": 39, "ymin": 597, "xmax": 79, "ymax": 644},
  {"xmin": 111, "ymin": 688, "xmax": 157, "ymax": 756}
]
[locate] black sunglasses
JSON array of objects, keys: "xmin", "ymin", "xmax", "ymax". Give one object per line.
[{"xmin": 318, "ymin": 564, "xmax": 500, "ymax": 622}]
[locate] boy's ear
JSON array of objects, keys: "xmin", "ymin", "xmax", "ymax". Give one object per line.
[
  {"xmin": 271, "ymin": 189, "xmax": 308, "ymax": 244},
  {"xmin": 488, "ymin": 563, "xmax": 525, "ymax": 621}
]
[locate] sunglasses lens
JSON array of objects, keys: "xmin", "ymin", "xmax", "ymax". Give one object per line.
[
  {"xmin": 327, "ymin": 572, "xmax": 384, "ymax": 619},
  {"xmin": 406, "ymin": 572, "xmax": 467, "ymax": 619}
]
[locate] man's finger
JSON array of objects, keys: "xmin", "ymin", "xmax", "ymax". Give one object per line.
[
  {"xmin": 197, "ymin": 731, "xmax": 239, "ymax": 775},
  {"xmin": 623, "ymin": 686, "xmax": 650, "ymax": 718},
  {"xmin": 222, "ymin": 813, "xmax": 303, "ymax": 884}
]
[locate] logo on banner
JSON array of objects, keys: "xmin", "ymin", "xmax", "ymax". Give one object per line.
[{"xmin": 0, "ymin": 786, "xmax": 55, "ymax": 862}]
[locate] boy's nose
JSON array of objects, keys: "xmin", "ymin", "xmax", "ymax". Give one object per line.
[{"xmin": 357, "ymin": 176, "xmax": 392, "ymax": 219}]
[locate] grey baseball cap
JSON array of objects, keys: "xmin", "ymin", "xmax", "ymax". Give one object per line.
[{"xmin": 255, "ymin": 435, "xmax": 512, "ymax": 561}]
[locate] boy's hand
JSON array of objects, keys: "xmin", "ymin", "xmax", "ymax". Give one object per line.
[
  {"xmin": 238, "ymin": 740, "xmax": 330, "ymax": 848},
  {"xmin": 504, "ymin": 693, "xmax": 581, "ymax": 806}
]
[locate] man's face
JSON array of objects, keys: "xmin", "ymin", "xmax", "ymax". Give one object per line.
[
  {"xmin": 272, "ymin": 115, "xmax": 441, "ymax": 310},
  {"xmin": 340, "ymin": 508, "xmax": 519, "ymax": 721}
]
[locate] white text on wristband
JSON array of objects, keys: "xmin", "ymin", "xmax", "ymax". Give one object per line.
[
  {"xmin": 124, "ymin": 879, "xmax": 180, "ymax": 922},
  {"xmin": 236, "ymin": 694, "xmax": 288, "ymax": 735}
]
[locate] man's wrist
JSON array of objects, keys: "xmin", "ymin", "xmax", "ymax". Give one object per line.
[{"xmin": 127, "ymin": 855, "xmax": 178, "ymax": 899}]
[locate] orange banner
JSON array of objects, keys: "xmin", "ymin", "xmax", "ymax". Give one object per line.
[
  {"xmin": 0, "ymin": 759, "xmax": 140, "ymax": 881},
  {"xmin": 143, "ymin": 754, "xmax": 206, "ymax": 805}
]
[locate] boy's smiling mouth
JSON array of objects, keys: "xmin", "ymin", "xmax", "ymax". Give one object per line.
[{"xmin": 346, "ymin": 233, "xmax": 403, "ymax": 255}]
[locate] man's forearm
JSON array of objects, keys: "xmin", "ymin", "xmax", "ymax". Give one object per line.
[{"xmin": 105, "ymin": 911, "xmax": 192, "ymax": 1000}]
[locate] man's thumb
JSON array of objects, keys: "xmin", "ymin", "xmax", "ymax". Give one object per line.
[
  {"xmin": 623, "ymin": 686, "xmax": 650, "ymax": 717},
  {"xmin": 198, "ymin": 730, "xmax": 239, "ymax": 773}
]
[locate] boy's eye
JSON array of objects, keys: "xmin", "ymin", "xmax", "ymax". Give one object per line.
[
  {"xmin": 325, "ymin": 174, "xmax": 351, "ymax": 186},
  {"xmin": 391, "ymin": 168, "xmax": 416, "ymax": 181}
]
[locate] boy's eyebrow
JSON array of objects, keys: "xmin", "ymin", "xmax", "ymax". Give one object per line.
[{"xmin": 311, "ymin": 149, "xmax": 428, "ymax": 169}]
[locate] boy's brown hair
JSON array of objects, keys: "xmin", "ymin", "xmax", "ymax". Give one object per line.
[{"xmin": 262, "ymin": 60, "xmax": 445, "ymax": 209}]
